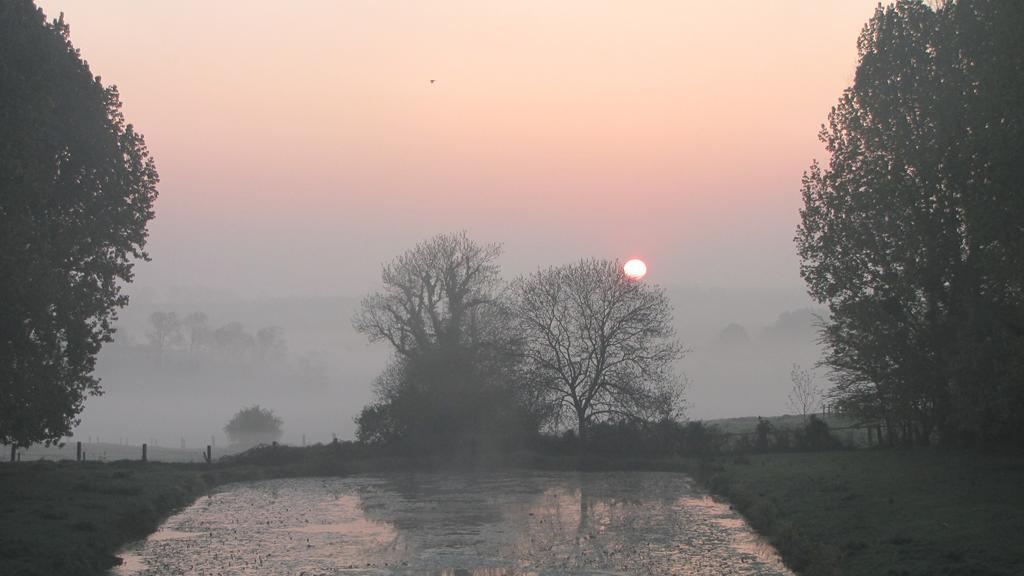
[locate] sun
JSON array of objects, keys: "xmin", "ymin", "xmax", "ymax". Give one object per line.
[{"xmin": 623, "ymin": 258, "xmax": 648, "ymax": 280}]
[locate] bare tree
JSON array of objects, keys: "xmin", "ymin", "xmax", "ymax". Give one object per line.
[
  {"xmin": 353, "ymin": 231, "xmax": 503, "ymax": 357},
  {"xmin": 788, "ymin": 364, "xmax": 821, "ymax": 420},
  {"xmin": 512, "ymin": 259, "xmax": 685, "ymax": 438}
]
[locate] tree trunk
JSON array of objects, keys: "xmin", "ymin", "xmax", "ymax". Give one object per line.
[{"xmin": 576, "ymin": 407, "xmax": 588, "ymax": 447}]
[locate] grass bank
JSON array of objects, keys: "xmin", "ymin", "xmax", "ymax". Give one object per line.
[
  {"xmin": 0, "ymin": 460, "xmax": 212, "ymax": 576},
  {"xmin": 0, "ymin": 457, "xmax": 346, "ymax": 576},
  {"xmin": 698, "ymin": 449, "xmax": 1024, "ymax": 576}
]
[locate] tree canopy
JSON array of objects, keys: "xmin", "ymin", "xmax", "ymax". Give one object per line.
[
  {"xmin": 353, "ymin": 231, "xmax": 503, "ymax": 357},
  {"xmin": 353, "ymin": 235, "xmax": 688, "ymax": 452},
  {"xmin": 0, "ymin": 2, "xmax": 159, "ymax": 447},
  {"xmin": 512, "ymin": 259, "xmax": 684, "ymax": 438},
  {"xmin": 796, "ymin": 0, "xmax": 1024, "ymax": 445},
  {"xmin": 353, "ymin": 232, "xmax": 539, "ymax": 453}
]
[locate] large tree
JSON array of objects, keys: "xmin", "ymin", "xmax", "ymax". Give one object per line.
[
  {"xmin": 353, "ymin": 232, "xmax": 540, "ymax": 452},
  {"xmin": 353, "ymin": 231, "xmax": 503, "ymax": 357},
  {"xmin": 0, "ymin": 2, "xmax": 158, "ymax": 449},
  {"xmin": 796, "ymin": 0, "xmax": 1024, "ymax": 444},
  {"xmin": 512, "ymin": 259, "xmax": 684, "ymax": 439}
]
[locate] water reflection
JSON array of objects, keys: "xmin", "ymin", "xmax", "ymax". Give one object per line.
[{"xmin": 112, "ymin": 472, "xmax": 791, "ymax": 575}]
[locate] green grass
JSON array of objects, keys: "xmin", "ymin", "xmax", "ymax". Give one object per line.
[
  {"xmin": 0, "ymin": 460, "xmax": 211, "ymax": 575},
  {"xmin": 705, "ymin": 413, "xmax": 858, "ymax": 434},
  {"xmin": 0, "ymin": 457, "xmax": 331, "ymax": 576},
  {"xmin": 700, "ymin": 449, "xmax": 1024, "ymax": 576}
]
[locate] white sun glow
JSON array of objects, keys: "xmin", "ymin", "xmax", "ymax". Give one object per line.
[{"xmin": 623, "ymin": 258, "xmax": 648, "ymax": 280}]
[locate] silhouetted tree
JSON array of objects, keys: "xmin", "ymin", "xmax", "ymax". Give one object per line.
[
  {"xmin": 788, "ymin": 364, "xmax": 821, "ymax": 420},
  {"xmin": 182, "ymin": 311, "xmax": 209, "ymax": 356},
  {"xmin": 754, "ymin": 417, "xmax": 772, "ymax": 452},
  {"xmin": 147, "ymin": 312, "xmax": 182, "ymax": 363},
  {"xmin": 0, "ymin": 3, "xmax": 158, "ymax": 448},
  {"xmin": 211, "ymin": 321, "xmax": 254, "ymax": 361},
  {"xmin": 353, "ymin": 233, "xmax": 540, "ymax": 453},
  {"xmin": 512, "ymin": 259, "xmax": 684, "ymax": 440},
  {"xmin": 796, "ymin": 0, "xmax": 1024, "ymax": 445},
  {"xmin": 224, "ymin": 405, "xmax": 283, "ymax": 446},
  {"xmin": 353, "ymin": 231, "xmax": 503, "ymax": 357}
]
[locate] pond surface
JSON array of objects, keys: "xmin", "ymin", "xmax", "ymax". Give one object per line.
[{"xmin": 112, "ymin": 471, "xmax": 791, "ymax": 575}]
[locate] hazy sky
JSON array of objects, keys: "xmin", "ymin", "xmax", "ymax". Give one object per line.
[{"xmin": 39, "ymin": 0, "xmax": 879, "ymax": 298}]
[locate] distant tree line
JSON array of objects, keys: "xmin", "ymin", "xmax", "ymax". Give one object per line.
[
  {"xmin": 117, "ymin": 311, "xmax": 331, "ymax": 398},
  {"xmin": 144, "ymin": 311, "xmax": 287, "ymax": 366},
  {"xmin": 797, "ymin": 0, "xmax": 1024, "ymax": 446},
  {"xmin": 352, "ymin": 232, "xmax": 685, "ymax": 455}
]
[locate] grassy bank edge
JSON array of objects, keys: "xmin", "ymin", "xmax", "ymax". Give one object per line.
[
  {"xmin": 0, "ymin": 460, "xmax": 355, "ymax": 576},
  {"xmin": 690, "ymin": 458, "xmax": 831, "ymax": 575}
]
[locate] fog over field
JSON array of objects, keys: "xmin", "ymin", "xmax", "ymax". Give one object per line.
[
  {"xmin": 27, "ymin": 0, "xmax": 881, "ymax": 447},
  {"xmin": 75, "ymin": 282, "xmax": 825, "ymax": 446}
]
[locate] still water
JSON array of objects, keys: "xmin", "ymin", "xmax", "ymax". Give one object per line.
[{"xmin": 112, "ymin": 471, "xmax": 791, "ymax": 575}]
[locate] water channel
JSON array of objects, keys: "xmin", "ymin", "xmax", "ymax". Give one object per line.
[{"xmin": 112, "ymin": 471, "xmax": 791, "ymax": 575}]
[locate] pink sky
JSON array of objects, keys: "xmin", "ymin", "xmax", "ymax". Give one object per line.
[{"xmin": 39, "ymin": 0, "xmax": 880, "ymax": 297}]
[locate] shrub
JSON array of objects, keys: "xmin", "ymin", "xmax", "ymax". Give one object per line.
[
  {"xmin": 796, "ymin": 415, "xmax": 840, "ymax": 451},
  {"xmin": 224, "ymin": 405, "xmax": 283, "ymax": 447}
]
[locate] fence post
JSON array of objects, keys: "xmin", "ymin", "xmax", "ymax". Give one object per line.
[
  {"xmin": 142, "ymin": 443, "xmax": 148, "ymax": 462},
  {"xmin": 205, "ymin": 445, "xmax": 212, "ymax": 464},
  {"xmin": 9, "ymin": 445, "xmax": 15, "ymax": 462},
  {"xmin": 77, "ymin": 441, "xmax": 82, "ymax": 462}
]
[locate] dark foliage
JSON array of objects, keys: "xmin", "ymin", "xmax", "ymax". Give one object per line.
[
  {"xmin": 532, "ymin": 419, "xmax": 724, "ymax": 460},
  {"xmin": 0, "ymin": 1, "xmax": 158, "ymax": 447},
  {"xmin": 755, "ymin": 417, "xmax": 773, "ymax": 451},
  {"xmin": 798, "ymin": 416, "xmax": 841, "ymax": 451},
  {"xmin": 356, "ymin": 347, "xmax": 541, "ymax": 456},
  {"xmin": 353, "ymin": 233, "xmax": 543, "ymax": 456},
  {"xmin": 223, "ymin": 405, "xmax": 283, "ymax": 447},
  {"xmin": 796, "ymin": 0, "xmax": 1024, "ymax": 446}
]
